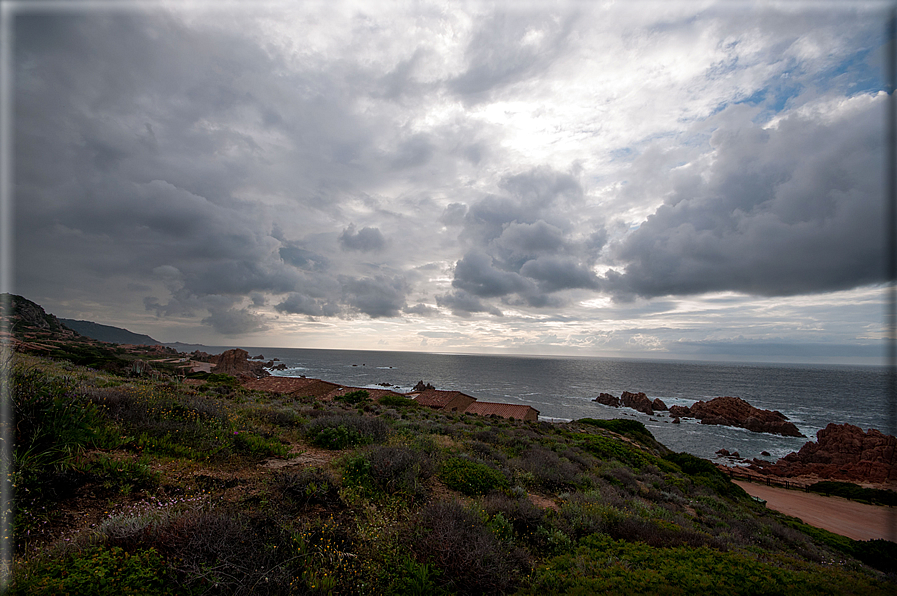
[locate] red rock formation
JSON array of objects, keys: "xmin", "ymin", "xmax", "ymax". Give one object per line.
[
  {"xmin": 753, "ymin": 423, "xmax": 897, "ymax": 484},
  {"xmin": 687, "ymin": 396, "xmax": 804, "ymax": 437},
  {"xmin": 594, "ymin": 392, "xmax": 620, "ymax": 407},
  {"xmin": 669, "ymin": 405, "xmax": 691, "ymax": 418},
  {"xmin": 621, "ymin": 391, "xmax": 654, "ymax": 415},
  {"xmin": 210, "ymin": 348, "xmax": 270, "ymax": 379},
  {"xmin": 651, "ymin": 398, "xmax": 668, "ymax": 411}
]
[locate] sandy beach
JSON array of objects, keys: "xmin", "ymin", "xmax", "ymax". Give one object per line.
[{"xmin": 734, "ymin": 480, "xmax": 897, "ymax": 542}]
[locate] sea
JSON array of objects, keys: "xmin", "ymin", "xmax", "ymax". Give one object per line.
[{"xmin": 203, "ymin": 347, "xmax": 892, "ymax": 464}]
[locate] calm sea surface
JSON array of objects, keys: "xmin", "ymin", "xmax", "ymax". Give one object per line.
[{"xmin": 218, "ymin": 347, "xmax": 890, "ymax": 463}]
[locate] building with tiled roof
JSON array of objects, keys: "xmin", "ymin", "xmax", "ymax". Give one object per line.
[
  {"xmin": 410, "ymin": 389, "xmax": 477, "ymax": 412},
  {"xmin": 464, "ymin": 401, "xmax": 539, "ymax": 422}
]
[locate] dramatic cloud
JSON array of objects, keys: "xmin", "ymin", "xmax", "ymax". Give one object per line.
[
  {"xmin": 9, "ymin": 3, "xmax": 887, "ymax": 361},
  {"xmin": 605, "ymin": 94, "xmax": 885, "ymax": 299},
  {"xmin": 339, "ymin": 224, "xmax": 387, "ymax": 252}
]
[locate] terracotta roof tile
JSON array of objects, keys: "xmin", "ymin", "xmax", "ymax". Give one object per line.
[
  {"xmin": 464, "ymin": 402, "xmax": 539, "ymax": 421},
  {"xmin": 412, "ymin": 389, "xmax": 477, "ymax": 408}
]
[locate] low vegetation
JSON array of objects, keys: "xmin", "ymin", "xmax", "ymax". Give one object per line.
[{"xmin": 4, "ymin": 352, "xmax": 896, "ymax": 594}]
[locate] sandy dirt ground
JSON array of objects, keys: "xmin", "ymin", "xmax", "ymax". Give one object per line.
[{"xmin": 734, "ymin": 480, "xmax": 897, "ymax": 542}]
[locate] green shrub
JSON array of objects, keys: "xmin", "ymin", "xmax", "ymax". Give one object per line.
[
  {"xmin": 312, "ymin": 425, "xmax": 366, "ymax": 450},
  {"xmin": 438, "ymin": 457, "xmax": 509, "ymax": 496},
  {"xmin": 12, "ymin": 369, "xmax": 100, "ymax": 475},
  {"xmin": 275, "ymin": 467, "xmax": 341, "ymax": 508},
  {"xmin": 575, "ymin": 433, "xmax": 658, "ymax": 470},
  {"xmin": 577, "ymin": 418, "xmax": 658, "ymax": 446},
  {"xmin": 9, "ymin": 546, "xmax": 176, "ymax": 596},
  {"xmin": 808, "ymin": 481, "xmax": 897, "ymax": 506},
  {"xmin": 521, "ymin": 533, "xmax": 895, "ymax": 595},
  {"xmin": 662, "ymin": 452, "xmax": 747, "ymax": 499},
  {"xmin": 74, "ymin": 454, "xmax": 159, "ymax": 493},
  {"xmin": 784, "ymin": 519, "xmax": 897, "ymax": 575},
  {"xmin": 336, "ymin": 389, "xmax": 370, "ymax": 404},
  {"xmin": 233, "ymin": 431, "xmax": 291, "ymax": 457},
  {"xmin": 414, "ymin": 500, "xmax": 529, "ymax": 594},
  {"xmin": 367, "ymin": 446, "xmax": 434, "ymax": 501},
  {"xmin": 379, "ymin": 394, "xmax": 418, "ymax": 407},
  {"xmin": 305, "ymin": 415, "xmax": 389, "ymax": 449}
]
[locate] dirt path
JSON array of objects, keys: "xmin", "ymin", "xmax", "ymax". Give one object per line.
[{"xmin": 734, "ymin": 480, "xmax": 897, "ymax": 542}]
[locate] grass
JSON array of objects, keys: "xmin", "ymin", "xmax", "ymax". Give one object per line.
[{"xmin": 5, "ymin": 352, "xmax": 896, "ymax": 595}]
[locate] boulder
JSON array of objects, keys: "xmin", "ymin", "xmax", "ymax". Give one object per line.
[
  {"xmin": 620, "ymin": 391, "xmax": 654, "ymax": 415},
  {"xmin": 669, "ymin": 405, "xmax": 691, "ymax": 418},
  {"xmin": 754, "ymin": 423, "xmax": 897, "ymax": 484},
  {"xmin": 210, "ymin": 348, "xmax": 270, "ymax": 379},
  {"xmin": 651, "ymin": 398, "xmax": 668, "ymax": 411},
  {"xmin": 594, "ymin": 392, "xmax": 620, "ymax": 407},
  {"xmin": 412, "ymin": 380, "xmax": 435, "ymax": 392},
  {"xmin": 688, "ymin": 396, "xmax": 804, "ymax": 437}
]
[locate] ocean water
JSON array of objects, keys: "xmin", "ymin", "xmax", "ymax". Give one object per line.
[{"xmin": 231, "ymin": 347, "xmax": 890, "ymax": 463}]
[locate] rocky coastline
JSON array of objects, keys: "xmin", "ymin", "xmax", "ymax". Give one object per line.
[
  {"xmin": 594, "ymin": 392, "xmax": 804, "ymax": 437},
  {"xmin": 746, "ymin": 423, "xmax": 897, "ymax": 486}
]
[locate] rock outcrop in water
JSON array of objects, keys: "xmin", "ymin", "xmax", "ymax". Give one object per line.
[
  {"xmin": 685, "ymin": 396, "xmax": 804, "ymax": 437},
  {"xmin": 594, "ymin": 392, "xmax": 620, "ymax": 407},
  {"xmin": 751, "ymin": 423, "xmax": 897, "ymax": 484},
  {"xmin": 621, "ymin": 391, "xmax": 655, "ymax": 415}
]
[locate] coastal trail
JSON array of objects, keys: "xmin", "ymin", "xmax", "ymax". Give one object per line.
[{"xmin": 734, "ymin": 480, "xmax": 897, "ymax": 542}]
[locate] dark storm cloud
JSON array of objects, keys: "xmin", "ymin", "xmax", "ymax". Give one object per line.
[
  {"xmin": 340, "ymin": 275, "xmax": 408, "ymax": 318},
  {"xmin": 604, "ymin": 97, "xmax": 884, "ymax": 299},
  {"xmin": 519, "ymin": 256, "xmax": 600, "ymax": 293},
  {"xmin": 278, "ymin": 245, "xmax": 330, "ymax": 272},
  {"xmin": 275, "ymin": 292, "xmax": 340, "ymax": 318},
  {"xmin": 12, "ymin": 11, "xmax": 424, "ymax": 332},
  {"xmin": 435, "ymin": 290, "xmax": 503, "ymax": 318},
  {"xmin": 445, "ymin": 166, "xmax": 605, "ymax": 309},
  {"xmin": 452, "ymin": 251, "xmax": 534, "ymax": 298},
  {"xmin": 403, "ymin": 303, "xmax": 439, "ymax": 317},
  {"xmin": 339, "ymin": 224, "xmax": 388, "ymax": 252},
  {"xmin": 201, "ymin": 306, "xmax": 267, "ymax": 336}
]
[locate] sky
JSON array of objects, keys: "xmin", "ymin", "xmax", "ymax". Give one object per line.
[{"xmin": 4, "ymin": 1, "xmax": 892, "ymax": 364}]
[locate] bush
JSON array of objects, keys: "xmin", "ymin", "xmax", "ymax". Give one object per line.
[
  {"xmin": 12, "ymin": 369, "xmax": 99, "ymax": 475},
  {"xmin": 808, "ymin": 481, "xmax": 897, "ymax": 506},
  {"xmin": 662, "ymin": 452, "xmax": 747, "ymax": 499},
  {"xmin": 576, "ymin": 433, "xmax": 659, "ymax": 471},
  {"xmin": 233, "ymin": 431, "xmax": 291, "ymax": 457},
  {"xmin": 9, "ymin": 545, "xmax": 176, "ymax": 596},
  {"xmin": 275, "ymin": 467, "xmax": 341, "ymax": 508},
  {"xmin": 577, "ymin": 418, "xmax": 659, "ymax": 447},
  {"xmin": 335, "ymin": 389, "xmax": 370, "ymax": 404},
  {"xmin": 520, "ymin": 533, "xmax": 895, "ymax": 596},
  {"xmin": 513, "ymin": 447, "xmax": 582, "ymax": 491},
  {"xmin": 101, "ymin": 504, "xmax": 297, "ymax": 594},
  {"xmin": 379, "ymin": 394, "xmax": 418, "ymax": 407},
  {"xmin": 305, "ymin": 415, "xmax": 389, "ymax": 449},
  {"xmin": 414, "ymin": 500, "xmax": 529, "ymax": 594},
  {"xmin": 367, "ymin": 446, "xmax": 434, "ymax": 501},
  {"xmin": 438, "ymin": 457, "xmax": 509, "ymax": 496}
]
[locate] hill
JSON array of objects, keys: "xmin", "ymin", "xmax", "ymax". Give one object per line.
[
  {"xmin": 1, "ymin": 294, "xmax": 178, "ymax": 373},
  {"xmin": 59, "ymin": 318, "xmax": 160, "ymax": 346},
  {"xmin": 6, "ymin": 356, "xmax": 896, "ymax": 594}
]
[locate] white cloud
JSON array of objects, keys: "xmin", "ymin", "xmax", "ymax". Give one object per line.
[{"xmin": 11, "ymin": 1, "xmax": 887, "ymax": 363}]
